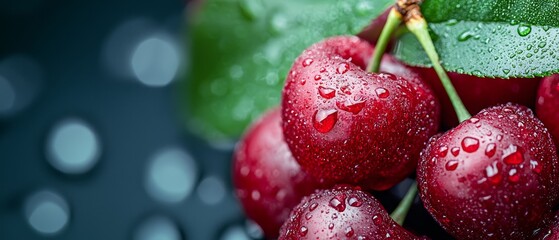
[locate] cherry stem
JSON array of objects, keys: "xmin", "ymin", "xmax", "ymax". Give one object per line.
[
  {"xmin": 405, "ymin": 17, "xmax": 471, "ymax": 122},
  {"xmin": 390, "ymin": 182, "xmax": 417, "ymax": 226},
  {"xmin": 367, "ymin": 8, "xmax": 403, "ymax": 73}
]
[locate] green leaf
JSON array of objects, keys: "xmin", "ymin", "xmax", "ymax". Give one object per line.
[
  {"xmin": 179, "ymin": 0, "xmax": 392, "ymax": 141},
  {"xmin": 393, "ymin": 0, "xmax": 559, "ymax": 78}
]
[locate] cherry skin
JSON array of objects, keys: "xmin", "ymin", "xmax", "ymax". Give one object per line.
[
  {"xmin": 536, "ymin": 74, "xmax": 559, "ymax": 150},
  {"xmin": 279, "ymin": 185, "xmax": 424, "ymax": 240},
  {"xmin": 414, "ymin": 67, "xmax": 541, "ymax": 129},
  {"xmin": 233, "ymin": 107, "xmax": 322, "ymax": 238},
  {"xmin": 417, "ymin": 103, "xmax": 559, "ymax": 240},
  {"xmin": 282, "ymin": 36, "xmax": 439, "ymax": 191}
]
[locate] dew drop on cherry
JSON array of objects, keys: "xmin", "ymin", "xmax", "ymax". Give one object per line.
[
  {"xmin": 328, "ymin": 223, "xmax": 334, "ymax": 229},
  {"xmin": 336, "ymin": 96, "xmax": 366, "ymax": 114},
  {"xmin": 309, "ymin": 202, "xmax": 318, "ymax": 211},
  {"xmin": 485, "ymin": 143, "xmax": 497, "ymax": 157},
  {"xmin": 372, "ymin": 215, "xmax": 382, "ymax": 225},
  {"xmin": 318, "ymin": 86, "xmax": 336, "ymax": 99},
  {"xmin": 348, "ymin": 196, "xmax": 363, "ymax": 207},
  {"xmin": 313, "ymin": 109, "xmax": 338, "ymax": 133},
  {"xmin": 314, "ymin": 75, "xmax": 322, "ymax": 81},
  {"xmin": 329, "ymin": 194, "xmax": 346, "ymax": 212},
  {"xmin": 302, "ymin": 58, "xmax": 314, "ymax": 67},
  {"xmin": 340, "ymin": 85, "xmax": 351, "ymax": 95},
  {"xmin": 502, "ymin": 144, "xmax": 524, "ymax": 165},
  {"xmin": 445, "ymin": 160, "xmax": 459, "ymax": 171},
  {"xmin": 305, "ymin": 213, "xmax": 313, "ymax": 220},
  {"xmin": 437, "ymin": 146, "xmax": 449, "ymax": 157},
  {"xmin": 300, "ymin": 226, "xmax": 308, "ymax": 236},
  {"xmin": 336, "ymin": 62, "xmax": 350, "ymax": 74},
  {"xmin": 451, "ymin": 147, "xmax": 460, "ymax": 156},
  {"xmin": 530, "ymin": 160, "xmax": 542, "ymax": 174},
  {"xmin": 508, "ymin": 169, "xmax": 520, "ymax": 183},
  {"xmin": 375, "ymin": 87, "xmax": 390, "ymax": 98},
  {"xmin": 345, "ymin": 227, "xmax": 354, "ymax": 237},
  {"xmin": 461, "ymin": 137, "xmax": 480, "ymax": 153},
  {"xmin": 485, "ymin": 161, "xmax": 503, "ymax": 185},
  {"xmin": 320, "ymin": 67, "xmax": 326, "ymax": 73}
]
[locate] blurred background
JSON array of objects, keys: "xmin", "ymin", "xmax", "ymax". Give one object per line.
[{"xmin": 0, "ymin": 0, "xmax": 265, "ymax": 239}]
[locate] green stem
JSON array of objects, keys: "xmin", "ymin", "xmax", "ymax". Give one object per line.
[
  {"xmin": 390, "ymin": 182, "xmax": 417, "ymax": 226},
  {"xmin": 406, "ymin": 18, "xmax": 471, "ymax": 122},
  {"xmin": 366, "ymin": 8, "xmax": 403, "ymax": 73}
]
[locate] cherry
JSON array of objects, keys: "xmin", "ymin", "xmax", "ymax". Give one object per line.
[
  {"xmin": 417, "ymin": 103, "xmax": 559, "ymax": 239},
  {"xmin": 282, "ymin": 35, "xmax": 439, "ymax": 190},
  {"xmin": 414, "ymin": 67, "xmax": 541, "ymax": 129},
  {"xmin": 536, "ymin": 74, "xmax": 559, "ymax": 150},
  {"xmin": 279, "ymin": 185, "xmax": 424, "ymax": 240},
  {"xmin": 233, "ymin": 107, "xmax": 322, "ymax": 238}
]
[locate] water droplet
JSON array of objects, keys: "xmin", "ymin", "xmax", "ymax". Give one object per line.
[
  {"xmin": 305, "ymin": 213, "xmax": 313, "ymax": 220},
  {"xmin": 530, "ymin": 160, "xmax": 542, "ymax": 174},
  {"xmin": 313, "ymin": 109, "xmax": 338, "ymax": 133},
  {"xmin": 497, "ymin": 134, "xmax": 503, "ymax": 141},
  {"xmin": 340, "ymin": 85, "xmax": 351, "ymax": 95},
  {"xmin": 329, "ymin": 194, "xmax": 346, "ymax": 212},
  {"xmin": 309, "ymin": 202, "xmax": 318, "ymax": 211},
  {"xmin": 458, "ymin": 30, "xmax": 476, "ymax": 41},
  {"xmin": 320, "ymin": 67, "xmax": 326, "ymax": 73},
  {"xmin": 451, "ymin": 147, "xmax": 460, "ymax": 156},
  {"xmin": 302, "ymin": 58, "xmax": 314, "ymax": 67},
  {"xmin": 502, "ymin": 144, "xmax": 524, "ymax": 165},
  {"xmin": 517, "ymin": 23, "xmax": 531, "ymax": 37},
  {"xmin": 445, "ymin": 160, "xmax": 459, "ymax": 171},
  {"xmin": 485, "ymin": 161, "xmax": 503, "ymax": 185},
  {"xmin": 375, "ymin": 87, "xmax": 390, "ymax": 98},
  {"xmin": 446, "ymin": 19, "xmax": 458, "ymax": 26},
  {"xmin": 503, "ymin": 69, "xmax": 511, "ymax": 74},
  {"xmin": 345, "ymin": 227, "xmax": 354, "ymax": 237},
  {"xmin": 510, "ymin": 19, "xmax": 519, "ymax": 25},
  {"xmin": 461, "ymin": 137, "xmax": 480, "ymax": 153},
  {"xmin": 318, "ymin": 86, "xmax": 336, "ymax": 99},
  {"xmin": 328, "ymin": 223, "xmax": 334, "ymax": 229},
  {"xmin": 538, "ymin": 41, "xmax": 547, "ymax": 48},
  {"xmin": 314, "ymin": 75, "xmax": 321, "ymax": 81},
  {"xmin": 348, "ymin": 196, "xmax": 363, "ymax": 207},
  {"xmin": 336, "ymin": 62, "xmax": 350, "ymax": 74},
  {"xmin": 372, "ymin": 215, "xmax": 382, "ymax": 225},
  {"xmin": 300, "ymin": 79, "xmax": 306, "ymax": 85},
  {"xmin": 469, "ymin": 118, "xmax": 480, "ymax": 124},
  {"xmin": 438, "ymin": 146, "xmax": 449, "ymax": 157},
  {"xmin": 251, "ymin": 190, "xmax": 261, "ymax": 201},
  {"xmin": 336, "ymin": 96, "xmax": 366, "ymax": 114},
  {"xmin": 299, "ymin": 226, "xmax": 308, "ymax": 236},
  {"xmin": 485, "ymin": 143, "xmax": 496, "ymax": 157},
  {"xmin": 508, "ymin": 169, "xmax": 520, "ymax": 183}
]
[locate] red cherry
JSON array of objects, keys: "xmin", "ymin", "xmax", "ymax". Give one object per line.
[
  {"xmin": 282, "ymin": 36, "xmax": 439, "ymax": 191},
  {"xmin": 417, "ymin": 103, "xmax": 559, "ymax": 239},
  {"xmin": 536, "ymin": 74, "xmax": 559, "ymax": 150},
  {"xmin": 233, "ymin": 108, "xmax": 322, "ymax": 238},
  {"xmin": 279, "ymin": 185, "xmax": 423, "ymax": 240},
  {"xmin": 414, "ymin": 67, "xmax": 541, "ymax": 129}
]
